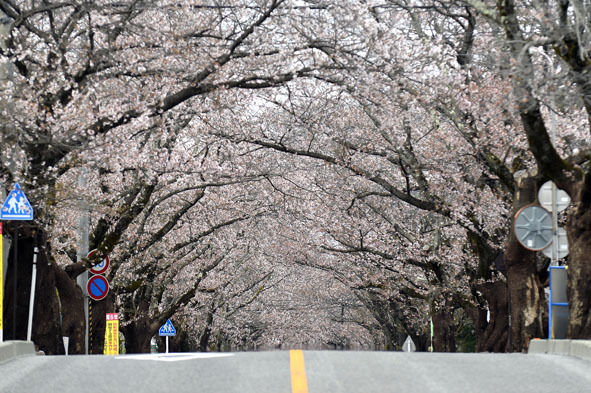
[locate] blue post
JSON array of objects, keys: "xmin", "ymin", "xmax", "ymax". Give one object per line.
[{"xmin": 548, "ymin": 266, "xmax": 568, "ymax": 339}]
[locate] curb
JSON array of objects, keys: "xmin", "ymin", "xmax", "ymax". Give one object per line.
[
  {"xmin": 528, "ymin": 339, "xmax": 591, "ymax": 361},
  {"xmin": 0, "ymin": 341, "xmax": 36, "ymax": 363}
]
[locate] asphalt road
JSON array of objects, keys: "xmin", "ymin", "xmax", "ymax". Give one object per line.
[{"xmin": 1, "ymin": 350, "xmax": 590, "ymax": 393}]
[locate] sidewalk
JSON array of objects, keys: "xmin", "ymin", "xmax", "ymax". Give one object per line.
[
  {"xmin": 0, "ymin": 341, "xmax": 35, "ymax": 363},
  {"xmin": 528, "ymin": 339, "xmax": 591, "ymax": 361}
]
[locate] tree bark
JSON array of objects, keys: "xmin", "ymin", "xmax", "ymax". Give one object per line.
[
  {"xmin": 55, "ymin": 263, "xmax": 85, "ymax": 354},
  {"xmin": 566, "ymin": 174, "xmax": 591, "ymax": 338},
  {"xmin": 472, "ymin": 281, "xmax": 509, "ymax": 352},
  {"xmin": 504, "ymin": 174, "xmax": 546, "ymax": 351},
  {"xmin": 121, "ymin": 319, "xmax": 154, "ymax": 354},
  {"xmin": 198, "ymin": 309, "xmax": 215, "ymax": 352},
  {"xmin": 3, "ymin": 224, "xmax": 85, "ymax": 354},
  {"xmin": 432, "ymin": 307, "xmax": 456, "ymax": 352}
]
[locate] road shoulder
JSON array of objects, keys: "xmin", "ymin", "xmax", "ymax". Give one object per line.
[
  {"xmin": 528, "ymin": 339, "xmax": 591, "ymax": 361},
  {"xmin": 0, "ymin": 341, "xmax": 36, "ymax": 363}
]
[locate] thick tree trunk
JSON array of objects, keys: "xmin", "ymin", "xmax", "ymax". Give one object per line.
[
  {"xmin": 357, "ymin": 291, "xmax": 405, "ymax": 350},
  {"xmin": 473, "ymin": 281, "xmax": 509, "ymax": 352},
  {"xmin": 504, "ymin": 174, "xmax": 546, "ymax": 351},
  {"xmin": 3, "ymin": 224, "xmax": 85, "ymax": 354},
  {"xmin": 566, "ymin": 175, "xmax": 591, "ymax": 338},
  {"xmin": 504, "ymin": 256, "xmax": 545, "ymax": 351},
  {"xmin": 465, "ymin": 229, "xmax": 509, "ymax": 352},
  {"xmin": 431, "ymin": 309, "xmax": 456, "ymax": 352},
  {"xmin": 3, "ymin": 228, "xmax": 33, "ymax": 342},
  {"xmin": 55, "ymin": 264, "xmax": 85, "ymax": 354},
  {"xmin": 198, "ymin": 310, "xmax": 215, "ymax": 352},
  {"xmin": 121, "ymin": 319, "xmax": 154, "ymax": 353}
]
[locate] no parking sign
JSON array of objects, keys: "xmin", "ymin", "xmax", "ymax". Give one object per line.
[{"xmin": 87, "ymin": 274, "xmax": 109, "ymax": 301}]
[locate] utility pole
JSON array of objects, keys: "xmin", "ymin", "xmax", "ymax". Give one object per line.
[
  {"xmin": 0, "ymin": 12, "xmax": 14, "ymax": 343},
  {"xmin": 0, "ymin": 11, "xmax": 16, "ymax": 175},
  {"xmin": 77, "ymin": 168, "xmax": 89, "ymax": 354}
]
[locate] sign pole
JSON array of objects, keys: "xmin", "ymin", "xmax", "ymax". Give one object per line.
[
  {"xmin": 12, "ymin": 228, "xmax": 16, "ymax": 339},
  {"xmin": 83, "ymin": 291, "xmax": 89, "ymax": 353},
  {"xmin": 166, "ymin": 336, "xmax": 169, "ymax": 354},
  {"xmin": 26, "ymin": 247, "xmax": 38, "ymax": 341},
  {"xmin": 77, "ymin": 169, "xmax": 89, "ymax": 355},
  {"xmin": 0, "ymin": 222, "xmax": 3, "ymax": 342}
]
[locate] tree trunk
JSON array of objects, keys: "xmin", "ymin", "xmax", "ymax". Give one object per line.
[
  {"xmin": 121, "ymin": 319, "xmax": 154, "ymax": 353},
  {"xmin": 504, "ymin": 174, "xmax": 546, "ymax": 351},
  {"xmin": 504, "ymin": 258, "xmax": 545, "ymax": 351},
  {"xmin": 357, "ymin": 291, "xmax": 405, "ymax": 350},
  {"xmin": 198, "ymin": 309, "xmax": 215, "ymax": 352},
  {"xmin": 3, "ymin": 224, "xmax": 85, "ymax": 354},
  {"xmin": 55, "ymin": 263, "xmax": 85, "ymax": 354},
  {"xmin": 473, "ymin": 281, "xmax": 509, "ymax": 352},
  {"xmin": 431, "ymin": 308, "xmax": 456, "ymax": 352},
  {"xmin": 566, "ymin": 175, "xmax": 591, "ymax": 338},
  {"xmin": 465, "ymin": 229, "xmax": 509, "ymax": 352}
]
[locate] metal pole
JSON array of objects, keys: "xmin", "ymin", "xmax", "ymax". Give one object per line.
[
  {"xmin": 548, "ymin": 268, "xmax": 553, "ymax": 339},
  {"xmin": 83, "ymin": 295, "xmax": 89, "ymax": 353},
  {"xmin": 0, "ymin": 222, "xmax": 3, "ymax": 343},
  {"xmin": 166, "ymin": 336, "xmax": 169, "ymax": 354},
  {"xmin": 536, "ymin": 48, "xmax": 559, "ymax": 268},
  {"xmin": 12, "ymin": 229, "xmax": 17, "ymax": 339},
  {"xmin": 26, "ymin": 247, "xmax": 38, "ymax": 341},
  {"xmin": 551, "ymin": 183, "xmax": 558, "ymax": 266},
  {"xmin": 76, "ymin": 168, "xmax": 89, "ymax": 354},
  {"xmin": 507, "ymin": 281, "xmax": 512, "ymax": 351},
  {"xmin": 536, "ymin": 48, "xmax": 560, "ymax": 338}
]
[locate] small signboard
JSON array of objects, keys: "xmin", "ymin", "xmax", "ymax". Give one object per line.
[
  {"xmin": 104, "ymin": 313, "xmax": 119, "ymax": 355},
  {"xmin": 159, "ymin": 319, "xmax": 176, "ymax": 336},
  {"xmin": 0, "ymin": 183, "xmax": 33, "ymax": 220},
  {"xmin": 87, "ymin": 274, "xmax": 109, "ymax": 301}
]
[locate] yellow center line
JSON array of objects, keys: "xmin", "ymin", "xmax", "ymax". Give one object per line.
[{"xmin": 290, "ymin": 350, "xmax": 309, "ymax": 393}]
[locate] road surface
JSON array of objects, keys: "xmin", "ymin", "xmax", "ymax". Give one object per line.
[{"xmin": 1, "ymin": 350, "xmax": 590, "ymax": 393}]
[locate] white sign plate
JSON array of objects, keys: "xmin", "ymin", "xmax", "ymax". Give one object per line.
[{"xmin": 538, "ymin": 181, "xmax": 570, "ymax": 213}]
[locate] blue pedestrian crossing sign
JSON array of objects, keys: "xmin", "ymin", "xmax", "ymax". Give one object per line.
[
  {"xmin": 1, "ymin": 183, "xmax": 33, "ymax": 220},
  {"xmin": 159, "ymin": 319, "xmax": 176, "ymax": 336}
]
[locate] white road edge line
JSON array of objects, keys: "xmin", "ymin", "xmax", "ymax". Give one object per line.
[{"xmin": 115, "ymin": 353, "xmax": 235, "ymax": 362}]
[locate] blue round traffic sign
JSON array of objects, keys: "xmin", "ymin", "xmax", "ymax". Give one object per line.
[{"xmin": 87, "ymin": 274, "xmax": 109, "ymax": 301}]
